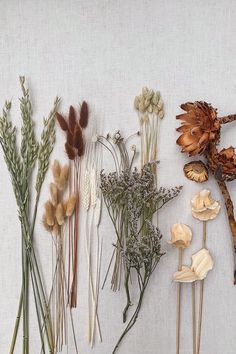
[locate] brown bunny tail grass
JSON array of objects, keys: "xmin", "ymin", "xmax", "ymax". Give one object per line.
[
  {"xmin": 77, "ymin": 142, "xmax": 85, "ymax": 157},
  {"xmin": 52, "ymin": 160, "xmax": 61, "ymax": 180},
  {"xmin": 65, "ymin": 142, "xmax": 76, "ymax": 160},
  {"xmin": 52, "ymin": 222, "xmax": 60, "ymax": 236},
  {"xmin": 56, "ymin": 112, "xmax": 68, "ymax": 131},
  {"xmin": 55, "ymin": 203, "xmax": 65, "ymax": 226},
  {"xmin": 67, "ymin": 129, "xmax": 74, "ymax": 147},
  {"xmin": 79, "ymin": 101, "xmax": 89, "ymax": 128},
  {"xmin": 66, "ymin": 194, "xmax": 77, "ymax": 217},
  {"xmin": 69, "ymin": 105, "xmax": 77, "ymax": 132},
  {"xmin": 50, "ymin": 183, "xmax": 58, "ymax": 206},
  {"xmin": 73, "ymin": 124, "xmax": 83, "ymax": 149},
  {"xmin": 44, "ymin": 201, "xmax": 55, "ymax": 226}
]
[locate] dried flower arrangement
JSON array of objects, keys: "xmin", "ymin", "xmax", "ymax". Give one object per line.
[
  {"xmin": 176, "ymin": 101, "xmax": 236, "ymax": 283},
  {"xmin": 98, "ymin": 88, "xmax": 182, "ymax": 353},
  {"xmin": 172, "ymin": 189, "xmax": 219, "ymax": 354},
  {"xmin": 0, "ymin": 77, "xmax": 59, "ymax": 353},
  {"xmin": 56, "ymin": 102, "xmax": 88, "ymax": 307},
  {"xmin": 42, "ymin": 160, "xmax": 78, "ymax": 352}
]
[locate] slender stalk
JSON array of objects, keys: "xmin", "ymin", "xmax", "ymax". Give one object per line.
[
  {"xmin": 196, "ymin": 221, "xmax": 207, "ymax": 354},
  {"xmin": 192, "ymin": 282, "xmax": 196, "ymax": 354},
  {"xmin": 176, "ymin": 248, "xmax": 183, "ymax": 354},
  {"xmin": 123, "ymin": 269, "xmax": 131, "ymax": 323}
]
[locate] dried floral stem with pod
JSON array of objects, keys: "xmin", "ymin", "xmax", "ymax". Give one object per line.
[
  {"xmin": 176, "ymin": 101, "xmax": 236, "ymax": 282},
  {"xmin": 56, "ymin": 102, "xmax": 89, "ymax": 308},
  {"xmin": 43, "ymin": 160, "xmax": 78, "ymax": 353},
  {"xmin": 0, "ymin": 77, "xmax": 60, "ymax": 354},
  {"xmin": 168, "ymin": 222, "xmax": 192, "ymax": 354}
]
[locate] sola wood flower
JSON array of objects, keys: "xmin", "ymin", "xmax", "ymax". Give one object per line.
[
  {"xmin": 168, "ymin": 222, "xmax": 192, "ymax": 248},
  {"xmin": 183, "ymin": 161, "xmax": 208, "ymax": 183},
  {"xmin": 174, "ymin": 248, "xmax": 214, "ymax": 282},
  {"xmin": 191, "ymin": 189, "xmax": 220, "ymax": 221}
]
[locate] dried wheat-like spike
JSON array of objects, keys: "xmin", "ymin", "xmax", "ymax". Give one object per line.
[
  {"xmin": 44, "ymin": 201, "xmax": 55, "ymax": 226},
  {"xmin": 65, "ymin": 142, "xmax": 76, "ymax": 160},
  {"xmin": 69, "ymin": 105, "xmax": 77, "ymax": 132},
  {"xmin": 94, "ymin": 197, "xmax": 102, "ymax": 226},
  {"xmin": 42, "ymin": 214, "xmax": 53, "ymax": 232},
  {"xmin": 82, "ymin": 169, "xmax": 91, "ymax": 210},
  {"xmin": 79, "ymin": 101, "xmax": 88, "ymax": 128},
  {"xmin": 56, "ymin": 112, "xmax": 68, "ymax": 131},
  {"xmin": 57, "ymin": 164, "xmax": 70, "ymax": 191},
  {"xmin": 52, "ymin": 160, "xmax": 61, "ymax": 181},
  {"xmin": 90, "ymin": 168, "xmax": 97, "ymax": 207},
  {"xmin": 50, "ymin": 182, "xmax": 58, "ymax": 206},
  {"xmin": 66, "ymin": 193, "xmax": 77, "ymax": 217},
  {"xmin": 55, "ymin": 202, "xmax": 65, "ymax": 226}
]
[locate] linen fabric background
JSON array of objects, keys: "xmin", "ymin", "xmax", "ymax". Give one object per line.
[{"xmin": 0, "ymin": 0, "xmax": 236, "ymax": 353}]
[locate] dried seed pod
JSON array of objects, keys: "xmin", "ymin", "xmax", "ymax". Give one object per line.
[
  {"xmin": 183, "ymin": 161, "xmax": 208, "ymax": 183},
  {"xmin": 66, "ymin": 193, "xmax": 77, "ymax": 216},
  {"xmin": 57, "ymin": 165, "xmax": 70, "ymax": 191},
  {"xmin": 42, "ymin": 214, "xmax": 53, "ymax": 232},
  {"xmin": 52, "ymin": 160, "xmax": 61, "ymax": 181},
  {"xmin": 68, "ymin": 105, "xmax": 77, "ymax": 132},
  {"xmin": 44, "ymin": 201, "xmax": 55, "ymax": 226},
  {"xmin": 50, "ymin": 183, "xmax": 58, "ymax": 206},
  {"xmin": 65, "ymin": 142, "xmax": 76, "ymax": 160},
  {"xmin": 56, "ymin": 112, "xmax": 68, "ymax": 131},
  {"xmin": 79, "ymin": 101, "xmax": 88, "ymax": 128},
  {"xmin": 55, "ymin": 203, "xmax": 65, "ymax": 226},
  {"xmin": 52, "ymin": 222, "xmax": 60, "ymax": 236}
]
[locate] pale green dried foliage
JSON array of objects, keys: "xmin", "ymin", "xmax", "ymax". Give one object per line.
[{"xmin": 36, "ymin": 96, "xmax": 60, "ymax": 193}]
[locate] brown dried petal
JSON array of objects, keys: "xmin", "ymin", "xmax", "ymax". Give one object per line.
[
  {"xmin": 56, "ymin": 112, "xmax": 68, "ymax": 131},
  {"xmin": 183, "ymin": 161, "xmax": 209, "ymax": 183},
  {"xmin": 79, "ymin": 101, "xmax": 88, "ymax": 128},
  {"xmin": 65, "ymin": 142, "xmax": 76, "ymax": 160},
  {"xmin": 68, "ymin": 106, "xmax": 77, "ymax": 132}
]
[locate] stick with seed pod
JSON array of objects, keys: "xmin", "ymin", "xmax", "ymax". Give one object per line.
[
  {"xmin": 191, "ymin": 190, "xmax": 220, "ymax": 354},
  {"xmin": 168, "ymin": 223, "xmax": 192, "ymax": 354}
]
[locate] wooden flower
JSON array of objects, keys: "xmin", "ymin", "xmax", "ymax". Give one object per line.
[
  {"xmin": 208, "ymin": 145, "xmax": 236, "ymax": 182},
  {"xmin": 176, "ymin": 102, "xmax": 220, "ymax": 156},
  {"xmin": 173, "ymin": 248, "xmax": 214, "ymax": 282},
  {"xmin": 168, "ymin": 222, "xmax": 192, "ymax": 248},
  {"xmin": 183, "ymin": 160, "xmax": 208, "ymax": 183},
  {"xmin": 191, "ymin": 189, "xmax": 220, "ymax": 221}
]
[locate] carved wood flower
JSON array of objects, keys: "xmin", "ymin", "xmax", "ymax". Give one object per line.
[
  {"xmin": 191, "ymin": 189, "xmax": 220, "ymax": 221},
  {"xmin": 168, "ymin": 223, "xmax": 192, "ymax": 248}
]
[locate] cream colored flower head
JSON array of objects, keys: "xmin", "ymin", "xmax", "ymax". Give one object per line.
[
  {"xmin": 191, "ymin": 189, "xmax": 220, "ymax": 221},
  {"xmin": 173, "ymin": 248, "xmax": 214, "ymax": 283},
  {"xmin": 168, "ymin": 222, "xmax": 192, "ymax": 248}
]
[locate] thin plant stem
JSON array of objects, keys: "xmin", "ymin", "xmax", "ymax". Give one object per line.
[
  {"xmin": 192, "ymin": 282, "xmax": 196, "ymax": 354},
  {"xmin": 197, "ymin": 221, "xmax": 207, "ymax": 354},
  {"xmin": 176, "ymin": 248, "xmax": 183, "ymax": 354}
]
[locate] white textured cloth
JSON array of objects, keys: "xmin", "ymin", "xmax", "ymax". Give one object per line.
[{"xmin": 0, "ymin": 1, "xmax": 236, "ymax": 353}]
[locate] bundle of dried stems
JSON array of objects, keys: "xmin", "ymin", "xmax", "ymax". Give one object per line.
[{"xmin": 56, "ymin": 102, "xmax": 88, "ymax": 307}]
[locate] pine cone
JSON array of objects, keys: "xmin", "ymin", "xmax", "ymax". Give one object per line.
[
  {"xmin": 208, "ymin": 146, "xmax": 236, "ymax": 181},
  {"xmin": 176, "ymin": 101, "xmax": 220, "ymax": 156}
]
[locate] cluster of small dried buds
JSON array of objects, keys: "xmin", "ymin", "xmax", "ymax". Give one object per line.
[
  {"xmin": 43, "ymin": 160, "xmax": 77, "ymax": 235},
  {"xmin": 56, "ymin": 101, "xmax": 89, "ymax": 160},
  {"xmin": 134, "ymin": 87, "xmax": 164, "ymax": 118}
]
